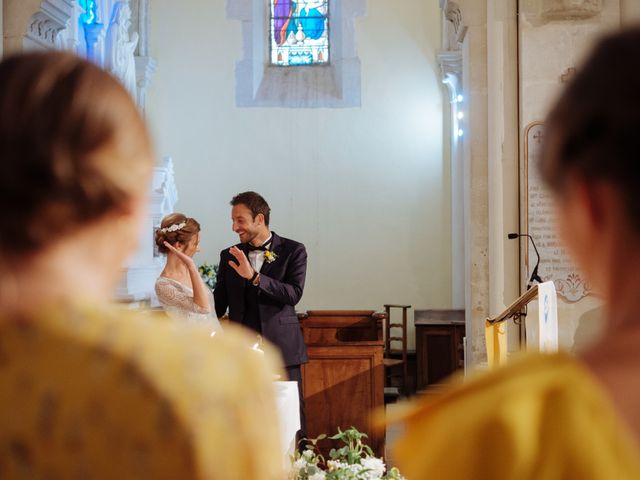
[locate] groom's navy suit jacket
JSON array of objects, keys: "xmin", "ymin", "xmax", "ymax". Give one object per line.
[{"xmin": 213, "ymin": 232, "xmax": 308, "ymax": 367}]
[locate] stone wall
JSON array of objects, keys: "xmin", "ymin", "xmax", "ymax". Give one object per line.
[
  {"xmin": 518, "ymin": 0, "xmax": 620, "ymax": 352},
  {"xmin": 456, "ymin": 0, "xmax": 626, "ymax": 367}
]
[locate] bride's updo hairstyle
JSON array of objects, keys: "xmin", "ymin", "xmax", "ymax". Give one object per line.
[
  {"xmin": 155, "ymin": 213, "xmax": 201, "ymax": 254},
  {"xmin": 0, "ymin": 51, "xmax": 152, "ymax": 260}
]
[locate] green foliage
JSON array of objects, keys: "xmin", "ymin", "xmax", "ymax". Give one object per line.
[{"xmin": 289, "ymin": 427, "xmax": 405, "ymax": 480}]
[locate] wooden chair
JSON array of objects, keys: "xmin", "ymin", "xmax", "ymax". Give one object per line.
[{"xmin": 383, "ymin": 304, "xmax": 411, "ymax": 397}]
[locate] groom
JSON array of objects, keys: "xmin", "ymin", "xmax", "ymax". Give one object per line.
[{"xmin": 214, "ymin": 191, "xmax": 308, "ymax": 438}]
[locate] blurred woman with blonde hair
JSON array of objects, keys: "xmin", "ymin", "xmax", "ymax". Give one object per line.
[{"xmin": 0, "ymin": 52, "xmax": 282, "ymax": 479}]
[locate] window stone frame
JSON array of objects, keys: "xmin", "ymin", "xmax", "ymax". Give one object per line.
[{"xmin": 227, "ymin": 0, "xmax": 366, "ymax": 108}]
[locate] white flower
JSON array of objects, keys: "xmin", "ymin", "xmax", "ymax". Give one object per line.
[
  {"xmin": 327, "ymin": 460, "xmax": 348, "ymax": 471},
  {"xmin": 361, "ymin": 456, "xmax": 386, "ymax": 479},
  {"xmin": 302, "ymin": 449, "xmax": 315, "ymax": 460},
  {"xmin": 308, "ymin": 472, "xmax": 326, "ymax": 480},
  {"xmin": 292, "ymin": 458, "xmax": 306, "ymax": 471}
]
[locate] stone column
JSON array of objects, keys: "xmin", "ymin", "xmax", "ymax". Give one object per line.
[
  {"xmin": 454, "ymin": 0, "xmax": 489, "ymax": 367},
  {"xmin": 438, "ymin": 0, "xmax": 467, "ymax": 312},
  {"xmin": 487, "ymin": 0, "xmax": 519, "ymax": 350}
]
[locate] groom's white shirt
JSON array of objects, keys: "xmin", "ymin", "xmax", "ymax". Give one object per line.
[{"xmin": 248, "ymin": 234, "xmax": 273, "ymax": 273}]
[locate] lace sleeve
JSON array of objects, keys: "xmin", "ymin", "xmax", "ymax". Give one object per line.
[{"xmin": 155, "ymin": 278, "xmax": 210, "ymax": 315}]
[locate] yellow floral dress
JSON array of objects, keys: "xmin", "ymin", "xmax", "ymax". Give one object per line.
[
  {"xmin": 390, "ymin": 352, "xmax": 640, "ymax": 479},
  {"xmin": 0, "ymin": 301, "xmax": 285, "ymax": 479}
]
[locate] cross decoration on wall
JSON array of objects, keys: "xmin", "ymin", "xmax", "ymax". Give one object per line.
[{"xmin": 533, "ymin": 130, "xmax": 544, "ymax": 144}]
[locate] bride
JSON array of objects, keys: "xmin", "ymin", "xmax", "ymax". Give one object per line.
[{"xmin": 155, "ymin": 213, "xmax": 222, "ymax": 333}]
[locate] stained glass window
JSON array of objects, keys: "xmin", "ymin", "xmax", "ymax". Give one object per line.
[{"xmin": 270, "ymin": 0, "xmax": 329, "ymax": 66}]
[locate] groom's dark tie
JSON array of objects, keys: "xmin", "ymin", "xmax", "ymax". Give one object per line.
[{"xmin": 247, "ymin": 240, "xmax": 272, "ymax": 252}]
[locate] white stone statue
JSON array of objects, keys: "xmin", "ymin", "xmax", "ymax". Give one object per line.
[{"xmin": 105, "ymin": 1, "xmax": 139, "ymax": 101}]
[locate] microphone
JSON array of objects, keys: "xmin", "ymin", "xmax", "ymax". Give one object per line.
[{"xmin": 508, "ymin": 232, "xmax": 543, "ymax": 289}]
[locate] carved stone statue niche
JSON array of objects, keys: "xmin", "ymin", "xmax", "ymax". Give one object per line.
[
  {"xmin": 105, "ymin": 1, "xmax": 139, "ymax": 101},
  {"xmin": 443, "ymin": 1, "xmax": 466, "ymax": 52}
]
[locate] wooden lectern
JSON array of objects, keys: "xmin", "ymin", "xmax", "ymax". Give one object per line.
[{"xmin": 298, "ymin": 310, "xmax": 386, "ymax": 457}]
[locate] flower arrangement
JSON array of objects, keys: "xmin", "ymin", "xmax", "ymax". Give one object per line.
[
  {"xmin": 290, "ymin": 427, "xmax": 405, "ymax": 480},
  {"xmin": 264, "ymin": 249, "xmax": 278, "ymax": 264},
  {"xmin": 198, "ymin": 262, "xmax": 218, "ymax": 289}
]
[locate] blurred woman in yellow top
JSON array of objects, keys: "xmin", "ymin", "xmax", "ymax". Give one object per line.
[
  {"xmin": 391, "ymin": 27, "xmax": 640, "ymax": 479},
  {"xmin": 0, "ymin": 52, "xmax": 284, "ymax": 479}
]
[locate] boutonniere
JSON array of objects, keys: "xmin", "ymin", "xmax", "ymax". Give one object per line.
[{"xmin": 264, "ymin": 249, "xmax": 278, "ymax": 264}]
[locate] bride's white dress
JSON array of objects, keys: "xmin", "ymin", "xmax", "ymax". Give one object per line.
[{"xmin": 155, "ymin": 277, "xmax": 222, "ymax": 333}]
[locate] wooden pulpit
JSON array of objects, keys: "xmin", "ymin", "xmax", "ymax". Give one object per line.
[{"xmin": 299, "ymin": 310, "xmax": 386, "ymax": 457}]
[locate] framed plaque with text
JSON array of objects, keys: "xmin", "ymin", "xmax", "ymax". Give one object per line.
[{"xmin": 524, "ymin": 121, "xmax": 591, "ymax": 302}]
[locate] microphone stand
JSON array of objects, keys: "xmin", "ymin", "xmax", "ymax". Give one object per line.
[{"xmin": 508, "ymin": 233, "xmax": 543, "ymax": 290}]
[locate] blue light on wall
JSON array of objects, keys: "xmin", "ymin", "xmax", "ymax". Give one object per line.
[
  {"xmin": 80, "ymin": 0, "xmax": 98, "ymax": 25},
  {"xmin": 79, "ymin": 0, "xmax": 102, "ymax": 63}
]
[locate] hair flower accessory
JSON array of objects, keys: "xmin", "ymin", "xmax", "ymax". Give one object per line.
[
  {"xmin": 160, "ymin": 222, "xmax": 186, "ymax": 233},
  {"xmin": 264, "ymin": 249, "xmax": 278, "ymax": 264}
]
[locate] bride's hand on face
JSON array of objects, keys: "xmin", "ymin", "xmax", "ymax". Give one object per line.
[{"xmin": 164, "ymin": 241, "xmax": 196, "ymax": 268}]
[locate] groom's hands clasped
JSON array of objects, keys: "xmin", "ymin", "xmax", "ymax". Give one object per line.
[{"xmin": 228, "ymin": 246, "xmax": 254, "ymax": 280}]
